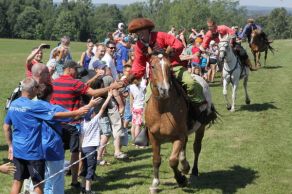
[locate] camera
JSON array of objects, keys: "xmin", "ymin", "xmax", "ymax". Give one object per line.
[
  {"xmin": 76, "ymin": 66, "xmax": 88, "ymax": 79},
  {"xmin": 41, "ymin": 44, "xmax": 50, "ymax": 49}
]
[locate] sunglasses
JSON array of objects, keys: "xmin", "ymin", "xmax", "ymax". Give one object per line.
[{"xmin": 108, "ymin": 47, "xmax": 116, "ymax": 50}]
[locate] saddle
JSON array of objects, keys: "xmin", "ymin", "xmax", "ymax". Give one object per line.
[{"xmin": 170, "ymin": 74, "xmax": 217, "ymax": 129}]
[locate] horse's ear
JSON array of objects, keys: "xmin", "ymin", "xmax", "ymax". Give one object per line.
[
  {"xmin": 219, "ymin": 34, "xmax": 223, "ymax": 41},
  {"xmin": 219, "ymin": 34, "xmax": 229, "ymax": 41},
  {"xmin": 148, "ymin": 47, "xmax": 153, "ymax": 55}
]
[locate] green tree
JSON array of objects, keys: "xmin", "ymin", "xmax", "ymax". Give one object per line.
[
  {"xmin": 0, "ymin": 5, "xmax": 9, "ymax": 37},
  {"xmin": 122, "ymin": 2, "xmax": 145, "ymax": 24},
  {"xmin": 14, "ymin": 6, "xmax": 41, "ymax": 39},
  {"xmin": 91, "ymin": 4, "xmax": 124, "ymax": 42},
  {"xmin": 72, "ymin": 0, "xmax": 93, "ymax": 41},
  {"xmin": 266, "ymin": 8, "xmax": 290, "ymax": 39},
  {"xmin": 51, "ymin": 10, "xmax": 78, "ymax": 40}
]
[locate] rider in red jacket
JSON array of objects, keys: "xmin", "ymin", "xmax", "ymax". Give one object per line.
[
  {"xmin": 127, "ymin": 18, "xmax": 216, "ymax": 128},
  {"xmin": 201, "ymin": 18, "xmax": 254, "ymax": 70}
]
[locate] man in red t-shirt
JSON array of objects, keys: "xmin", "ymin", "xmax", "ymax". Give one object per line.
[{"xmin": 50, "ymin": 60, "xmax": 122, "ymax": 188}]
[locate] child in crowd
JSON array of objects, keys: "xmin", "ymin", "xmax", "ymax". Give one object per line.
[
  {"xmin": 80, "ymin": 90, "xmax": 113, "ymax": 194},
  {"xmin": 191, "ymin": 37, "xmax": 203, "ymax": 74},
  {"xmin": 130, "ymin": 78, "xmax": 147, "ymax": 146},
  {"xmin": 120, "ymin": 65, "xmax": 133, "ymax": 136},
  {"xmin": 200, "ymin": 56, "xmax": 208, "ymax": 79}
]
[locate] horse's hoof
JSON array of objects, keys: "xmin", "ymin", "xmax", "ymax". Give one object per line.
[
  {"xmin": 177, "ymin": 175, "xmax": 188, "ymax": 187},
  {"xmin": 180, "ymin": 163, "xmax": 190, "ymax": 175},
  {"xmin": 149, "ymin": 186, "xmax": 159, "ymax": 194},
  {"xmin": 246, "ymin": 99, "xmax": 251, "ymax": 105},
  {"xmin": 191, "ymin": 168, "xmax": 199, "ymax": 177},
  {"xmin": 230, "ymin": 108, "xmax": 235, "ymax": 112},
  {"xmin": 226, "ymin": 104, "xmax": 232, "ymax": 110}
]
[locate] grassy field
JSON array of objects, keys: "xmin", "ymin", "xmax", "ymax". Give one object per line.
[{"xmin": 0, "ymin": 38, "xmax": 291, "ymax": 194}]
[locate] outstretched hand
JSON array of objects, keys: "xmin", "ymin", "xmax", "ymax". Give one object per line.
[
  {"xmin": 77, "ymin": 106, "xmax": 90, "ymax": 116},
  {"xmin": 110, "ymin": 81, "xmax": 124, "ymax": 90},
  {"xmin": 0, "ymin": 162, "xmax": 16, "ymax": 175},
  {"xmin": 88, "ymin": 97, "xmax": 103, "ymax": 107}
]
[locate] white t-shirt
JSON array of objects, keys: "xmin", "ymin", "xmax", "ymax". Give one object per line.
[
  {"xmin": 81, "ymin": 114, "xmax": 101, "ymax": 148},
  {"xmin": 102, "ymin": 53, "xmax": 118, "ymax": 80},
  {"xmin": 130, "ymin": 79, "xmax": 147, "ymax": 109}
]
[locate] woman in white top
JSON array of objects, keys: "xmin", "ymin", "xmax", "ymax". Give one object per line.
[
  {"xmin": 130, "ymin": 78, "xmax": 147, "ymax": 143},
  {"xmin": 207, "ymin": 40, "xmax": 219, "ymax": 83}
]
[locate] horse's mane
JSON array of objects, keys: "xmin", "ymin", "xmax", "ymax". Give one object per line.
[{"xmin": 252, "ymin": 29, "xmax": 262, "ymax": 36}]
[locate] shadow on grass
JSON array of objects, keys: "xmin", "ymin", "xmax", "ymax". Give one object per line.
[
  {"xmin": 209, "ymin": 82, "xmax": 222, "ymax": 88},
  {"xmin": 261, "ymin": 65, "xmax": 282, "ymax": 69},
  {"xmin": 183, "ymin": 165, "xmax": 259, "ymax": 194},
  {"xmin": 0, "ymin": 144, "xmax": 8, "ymax": 152},
  {"xmin": 127, "ymin": 147, "xmax": 151, "ymax": 157},
  {"xmin": 96, "ymin": 164, "xmax": 150, "ymax": 192},
  {"xmin": 239, "ymin": 102, "xmax": 278, "ymax": 112},
  {"xmin": 65, "ymin": 164, "xmax": 151, "ymax": 194}
]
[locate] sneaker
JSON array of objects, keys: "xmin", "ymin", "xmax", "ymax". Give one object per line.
[
  {"xmin": 97, "ymin": 160, "xmax": 110, "ymax": 166},
  {"xmin": 71, "ymin": 182, "xmax": 81, "ymax": 189},
  {"xmin": 114, "ymin": 152, "xmax": 128, "ymax": 159},
  {"xmin": 80, "ymin": 187, "xmax": 86, "ymax": 194}
]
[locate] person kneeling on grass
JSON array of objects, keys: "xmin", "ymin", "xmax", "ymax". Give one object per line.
[{"xmin": 80, "ymin": 90, "xmax": 113, "ymax": 194}]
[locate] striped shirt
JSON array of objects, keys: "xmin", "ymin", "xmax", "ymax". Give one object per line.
[
  {"xmin": 51, "ymin": 75, "xmax": 89, "ymax": 111},
  {"xmin": 81, "ymin": 115, "xmax": 101, "ymax": 148}
]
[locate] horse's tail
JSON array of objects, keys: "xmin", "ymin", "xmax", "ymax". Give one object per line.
[
  {"xmin": 267, "ymin": 43, "xmax": 275, "ymax": 55},
  {"xmin": 207, "ymin": 103, "xmax": 221, "ymax": 127}
]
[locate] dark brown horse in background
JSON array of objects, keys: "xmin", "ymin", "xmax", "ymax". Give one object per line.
[
  {"xmin": 145, "ymin": 50, "xmax": 206, "ymax": 193},
  {"xmin": 250, "ymin": 29, "xmax": 274, "ymax": 68}
]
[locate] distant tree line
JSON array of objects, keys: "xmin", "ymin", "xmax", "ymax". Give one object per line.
[{"xmin": 0, "ymin": 0, "xmax": 291, "ymax": 42}]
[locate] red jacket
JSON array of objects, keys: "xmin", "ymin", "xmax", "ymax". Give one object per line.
[
  {"xmin": 131, "ymin": 31, "xmax": 184, "ymax": 79},
  {"xmin": 202, "ymin": 25, "xmax": 235, "ymax": 49}
]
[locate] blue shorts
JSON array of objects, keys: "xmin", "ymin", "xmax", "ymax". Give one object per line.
[
  {"xmin": 99, "ymin": 116, "xmax": 112, "ymax": 136},
  {"xmin": 123, "ymin": 102, "xmax": 132, "ymax": 122},
  {"xmin": 191, "ymin": 62, "xmax": 200, "ymax": 67}
]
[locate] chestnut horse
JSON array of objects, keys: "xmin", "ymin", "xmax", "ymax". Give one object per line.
[
  {"xmin": 145, "ymin": 51, "xmax": 207, "ymax": 193},
  {"xmin": 250, "ymin": 29, "xmax": 274, "ymax": 67}
]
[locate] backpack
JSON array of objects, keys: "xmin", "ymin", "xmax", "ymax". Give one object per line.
[{"xmin": 5, "ymin": 82, "xmax": 22, "ymax": 111}]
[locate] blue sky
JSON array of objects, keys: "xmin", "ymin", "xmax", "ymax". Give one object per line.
[{"xmin": 54, "ymin": 0, "xmax": 292, "ymax": 8}]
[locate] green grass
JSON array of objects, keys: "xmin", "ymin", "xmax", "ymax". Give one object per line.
[{"xmin": 0, "ymin": 38, "xmax": 292, "ymax": 194}]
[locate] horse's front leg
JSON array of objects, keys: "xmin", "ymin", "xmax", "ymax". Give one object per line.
[
  {"xmin": 223, "ymin": 77, "xmax": 231, "ymax": 110},
  {"xmin": 256, "ymin": 52, "xmax": 261, "ymax": 67},
  {"xmin": 179, "ymin": 136, "xmax": 190, "ymax": 175},
  {"xmin": 243, "ymin": 73, "xmax": 251, "ymax": 105},
  {"xmin": 170, "ymin": 138, "xmax": 187, "ymax": 187},
  {"xmin": 231, "ymin": 81, "xmax": 239, "ymax": 112},
  {"xmin": 149, "ymin": 133, "xmax": 161, "ymax": 194},
  {"xmin": 191, "ymin": 126, "xmax": 205, "ymax": 176},
  {"xmin": 252, "ymin": 51, "xmax": 257, "ymax": 68}
]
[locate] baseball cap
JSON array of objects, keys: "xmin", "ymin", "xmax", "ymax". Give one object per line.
[
  {"xmin": 63, "ymin": 60, "xmax": 79, "ymax": 69},
  {"xmin": 92, "ymin": 60, "xmax": 106, "ymax": 70},
  {"xmin": 118, "ymin": 22, "xmax": 125, "ymax": 30}
]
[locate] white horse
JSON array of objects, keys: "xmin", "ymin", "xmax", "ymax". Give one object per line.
[{"xmin": 218, "ymin": 34, "xmax": 251, "ymax": 112}]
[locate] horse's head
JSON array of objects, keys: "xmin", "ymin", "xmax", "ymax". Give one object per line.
[
  {"xmin": 250, "ymin": 29, "xmax": 264, "ymax": 47},
  {"xmin": 218, "ymin": 34, "xmax": 231, "ymax": 62},
  {"xmin": 148, "ymin": 48, "xmax": 171, "ymax": 99}
]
